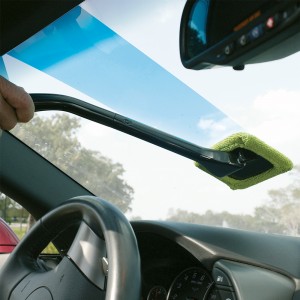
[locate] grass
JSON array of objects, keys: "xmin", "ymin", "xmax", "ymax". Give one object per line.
[{"xmin": 12, "ymin": 226, "xmax": 26, "ymax": 240}]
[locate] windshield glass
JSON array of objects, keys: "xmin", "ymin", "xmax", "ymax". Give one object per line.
[{"xmin": 2, "ymin": 1, "xmax": 300, "ymax": 236}]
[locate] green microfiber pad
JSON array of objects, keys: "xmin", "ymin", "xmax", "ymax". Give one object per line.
[{"xmin": 195, "ymin": 132, "xmax": 293, "ymax": 190}]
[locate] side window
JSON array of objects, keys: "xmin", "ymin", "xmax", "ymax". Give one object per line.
[
  {"xmin": 0, "ymin": 193, "xmax": 58, "ymax": 254},
  {"xmin": 0, "ymin": 193, "xmax": 30, "ymax": 241}
]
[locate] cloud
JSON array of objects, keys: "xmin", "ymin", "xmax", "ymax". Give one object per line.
[
  {"xmin": 96, "ymin": 36, "xmax": 126, "ymax": 54},
  {"xmin": 244, "ymin": 89, "xmax": 300, "ymax": 162},
  {"xmin": 197, "ymin": 115, "xmax": 240, "ymax": 144},
  {"xmin": 198, "ymin": 118, "xmax": 227, "ymax": 132},
  {"xmin": 253, "ymin": 89, "xmax": 300, "ymax": 116}
]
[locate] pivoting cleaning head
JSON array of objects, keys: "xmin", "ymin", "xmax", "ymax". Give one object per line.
[{"xmin": 195, "ymin": 132, "xmax": 293, "ymax": 190}]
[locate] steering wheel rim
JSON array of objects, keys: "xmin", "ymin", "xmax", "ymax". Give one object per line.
[{"xmin": 0, "ymin": 196, "xmax": 141, "ymax": 300}]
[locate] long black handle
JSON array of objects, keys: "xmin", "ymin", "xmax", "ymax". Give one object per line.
[{"xmin": 31, "ymin": 93, "xmax": 244, "ymax": 177}]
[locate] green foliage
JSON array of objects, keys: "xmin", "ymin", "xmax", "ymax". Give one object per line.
[
  {"xmin": 5, "ymin": 113, "xmax": 300, "ymax": 237},
  {"xmin": 0, "ymin": 193, "xmax": 29, "ymax": 223},
  {"xmin": 12, "ymin": 113, "xmax": 134, "ymax": 213},
  {"xmin": 2, "ymin": 112, "xmax": 134, "ymax": 255},
  {"xmin": 11, "ymin": 226, "xmax": 27, "ymax": 240},
  {"xmin": 167, "ymin": 166, "xmax": 300, "ymax": 236},
  {"xmin": 167, "ymin": 209, "xmax": 260, "ymax": 232},
  {"xmin": 256, "ymin": 166, "xmax": 300, "ymax": 236}
]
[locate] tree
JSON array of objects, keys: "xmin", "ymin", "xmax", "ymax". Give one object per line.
[
  {"xmin": 0, "ymin": 192, "xmax": 29, "ymax": 223},
  {"xmin": 254, "ymin": 166, "xmax": 300, "ymax": 236},
  {"xmin": 167, "ymin": 209, "xmax": 258, "ymax": 231},
  {"xmin": 167, "ymin": 166, "xmax": 300, "ymax": 237},
  {"xmin": 12, "ymin": 113, "xmax": 134, "ymax": 213}
]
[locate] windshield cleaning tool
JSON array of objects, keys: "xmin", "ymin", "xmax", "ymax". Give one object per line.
[
  {"xmin": 195, "ymin": 132, "xmax": 293, "ymax": 190},
  {"xmin": 31, "ymin": 94, "xmax": 292, "ymax": 186}
]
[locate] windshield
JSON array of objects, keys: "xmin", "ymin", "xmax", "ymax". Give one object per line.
[{"xmin": 2, "ymin": 1, "xmax": 300, "ymax": 236}]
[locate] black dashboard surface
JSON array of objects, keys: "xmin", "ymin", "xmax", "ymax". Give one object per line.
[{"xmin": 132, "ymin": 221, "xmax": 300, "ymax": 300}]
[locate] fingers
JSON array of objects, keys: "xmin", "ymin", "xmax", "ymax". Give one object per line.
[
  {"xmin": 0, "ymin": 93, "xmax": 18, "ymax": 130},
  {"xmin": 0, "ymin": 76, "xmax": 35, "ymax": 130}
]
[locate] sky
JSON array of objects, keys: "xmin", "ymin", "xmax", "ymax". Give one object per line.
[
  {"xmin": 1, "ymin": 0, "xmax": 300, "ymax": 220},
  {"xmin": 6, "ymin": 4, "xmax": 239, "ymax": 145}
]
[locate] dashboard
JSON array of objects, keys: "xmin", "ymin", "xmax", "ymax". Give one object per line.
[
  {"xmin": 132, "ymin": 221, "xmax": 300, "ymax": 300},
  {"xmin": 1, "ymin": 132, "xmax": 300, "ymax": 299},
  {"xmin": 137, "ymin": 232, "xmax": 215, "ymax": 300},
  {"xmin": 1, "ymin": 215, "xmax": 299, "ymax": 299}
]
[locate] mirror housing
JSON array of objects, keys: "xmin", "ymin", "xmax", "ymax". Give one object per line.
[{"xmin": 180, "ymin": 0, "xmax": 300, "ymax": 70}]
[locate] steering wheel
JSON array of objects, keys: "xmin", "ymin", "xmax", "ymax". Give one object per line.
[{"xmin": 0, "ymin": 196, "xmax": 141, "ymax": 300}]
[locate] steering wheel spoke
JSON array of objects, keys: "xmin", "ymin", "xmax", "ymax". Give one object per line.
[
  {"xmin": 0, "ymin": 196, "xmax": 141, "ymax": 300},
  {"xmin": 68, "ymin": 221, "xmax": 107, "ymax": 290},
  {"xmin": 10, "ymin": 255, "xmax": 106, "ymax": 300}
]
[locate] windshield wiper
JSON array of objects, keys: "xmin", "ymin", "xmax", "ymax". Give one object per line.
[{"xmin": 32, "ymin": 93, "xmax": 244, "ymax": 177}]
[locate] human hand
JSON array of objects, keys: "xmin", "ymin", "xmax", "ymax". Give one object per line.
[{"xmin": 0, "ymin": 76, "xmax": 34, "ymax": 130}]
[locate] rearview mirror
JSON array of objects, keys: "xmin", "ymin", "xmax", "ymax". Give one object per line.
[{"xmin": 180, "ymin": 0, "xmax": 300, "ymax": 70}]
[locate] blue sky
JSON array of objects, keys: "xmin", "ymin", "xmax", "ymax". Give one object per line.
[
  {"xmin": 0, "ymin": 58, "xmax": 8, "ymax": 78},
  {"xmin": 7, "ymin": 5, "xmax": 240, "ymax": 146}
]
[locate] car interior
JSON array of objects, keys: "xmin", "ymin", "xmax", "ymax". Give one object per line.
[{"xmin": 1, "ymin": 1, "xmax": 300, "ymax": 300}]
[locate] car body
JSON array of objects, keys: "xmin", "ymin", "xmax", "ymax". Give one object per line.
[
  {"xmin": 1, "ymin": 1, "xmax": 300, "ymax": 300},
  {"xmin": 0, "ymin": 218, "xmax": 19, "ymax": 253}
]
